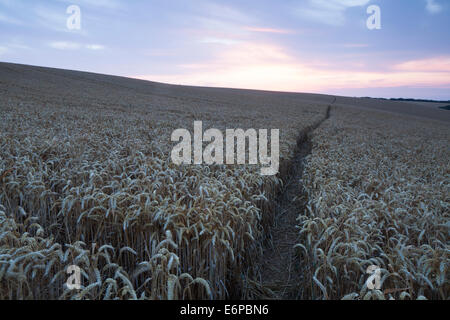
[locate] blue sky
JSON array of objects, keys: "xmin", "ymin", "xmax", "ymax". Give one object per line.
[{"xmin": 1, "ymin": 0, "xmax": 449, "ymax": 99}]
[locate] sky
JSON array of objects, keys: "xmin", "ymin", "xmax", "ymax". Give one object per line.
[{"xmin": 1, "ymin": 0, "xmax": 449, "ymax": 100}]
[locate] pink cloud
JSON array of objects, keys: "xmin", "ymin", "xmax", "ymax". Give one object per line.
[
  {"xmin": 133, "ymin": 43, "xmax": 450, "ymax": 92},
  {"xmin": 244, "ymin": 27, "xmax": 294, "ymax": 34},
  {"xmin": 394, "ymin": 56, "xmax": 450, "ymax": 72}
]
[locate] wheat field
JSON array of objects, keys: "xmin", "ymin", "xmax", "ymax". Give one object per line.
[
  {"xmin": 295, "ymin": 106, "xmax": 449, "ymax": 300},
  {"xmin": 0, "ymin": 63, "xmax": 328, "ymax": 299},
  {"xmin": 0, "ymin": 62, "xmax": 448, "ymax": 300}
]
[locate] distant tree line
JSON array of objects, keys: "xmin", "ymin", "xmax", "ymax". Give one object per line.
[{"xmin": 388, "ymin": 98, "xmax": 450, "ymax": 103}]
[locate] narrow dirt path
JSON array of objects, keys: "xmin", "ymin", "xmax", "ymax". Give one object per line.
[{"xmin": 253, "ymin": 105, "xmax": 331, "ymax": 299}]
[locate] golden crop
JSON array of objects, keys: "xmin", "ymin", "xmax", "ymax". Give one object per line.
[
  {"xmin": 0, "ymin": 64, "xmax": 328, "ymax": 299},
  {"xmin": 295, "ymin": 106, "xmax": 449, "ymax": 300},
  {"xmin": 1, "ymin": 64, "xmax": 448, "ymax": 300}
]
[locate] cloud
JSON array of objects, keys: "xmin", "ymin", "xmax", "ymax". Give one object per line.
[
  {"xmin": 49, "ymin": 41, "xmax": 81, "ymax": 50},
  {"xmin": 294, "ymin": 0, "xmax": 371, "ymax": 26},
  {"xmin": 33, "ymin": 5, "xmax": 88, "ymax": 34},
  {"xmin": 85, "ymin": 44, "xmax": 105, "ymax": 50},
  {"xmin": 35, "ymin": 6, "xmax": 67, "ymax": 30},
  {"xmin": 244, "ymin": 27, "xmax": 294, "ymax": 34},
  {"xmin": 199, "ymin": 38, "xmax": 241, "ymax": 46},
  {"xmin": 201, "ymin": 3, "xmax": 253, "ymax": 24},
  {"xmin": 133, "ymin": 42, "xmax": 450, "ymax": 92},
  {"xmin": 189, "ymin": 3, "xmax": 257, "ymax": 39},
  {"xmin": 425, "ymin": 0, "xmax": 442, "ymax": 14},
  {"xmin": 394, "ymin": 56, "xmax": 450, "ymax": 72},
  {"xmin": 49, "ymin": 41, "xmax": 104, "ymax": 50}
]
